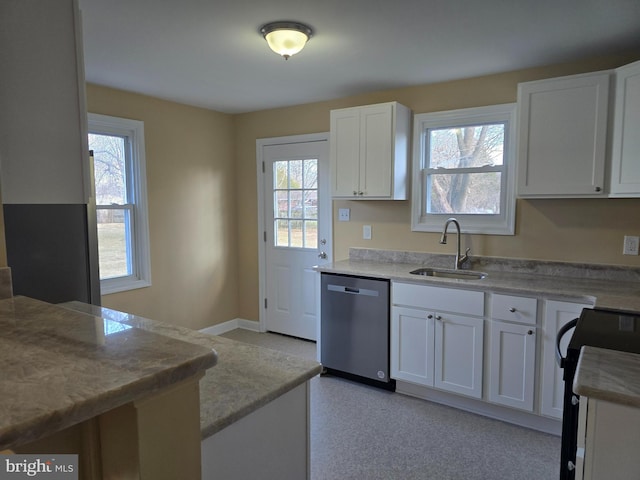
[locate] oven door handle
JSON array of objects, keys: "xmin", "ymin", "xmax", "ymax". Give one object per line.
[{"xmin": 556, "ymin": 317, "xmax": 578, "ymax": 369}]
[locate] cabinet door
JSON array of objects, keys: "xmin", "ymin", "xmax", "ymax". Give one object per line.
[
  {"xmin": 359, "ymin": 103, "xmax": 393, "ymax": 198},
  {"xmin": 540, "ymin": 300, "xmax": 592, "ymax": 419},
  {"xmin": 517, "ymin": 71, "xmax": 610, "ymax": 197},
  {"xmin": 609, "ymin": 60, "xmax": 640, "ymax": 197},
  {"xmin": 488, "ymin": 321, "xmax": 536, "ymax": 411},
  {"xmin": 390, "ymin": 306, "xmax": 434, "ymax": 386},
  {"xmin": 434, "ymin": 313, "xmax": 483, "ymax": 398},
  {"xmin": 330, "ymin": 108, "xmax": 360, "ymax": 197}
]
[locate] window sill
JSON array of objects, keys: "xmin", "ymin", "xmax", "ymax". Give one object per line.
[{"xmin": 101, "ymin": 278, "xmax": 151, "ymax": 295}]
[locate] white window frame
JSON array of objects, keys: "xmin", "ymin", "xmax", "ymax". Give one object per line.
[
  {"xmin": 88, "ymin": 113, "xmax": 152, "ymax": 294},
  {"xmin": 411, "ymin": 103, "xmax": 517, "ymax": 235}
]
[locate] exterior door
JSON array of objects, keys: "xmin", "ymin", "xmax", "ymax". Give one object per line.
[{"xmin": 260, "ymin": 135, "xmax": 330, "ymax": 340}]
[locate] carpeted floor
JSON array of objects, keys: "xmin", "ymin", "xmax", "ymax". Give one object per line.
[{"xmin": 219, "ymin": 329, "xmax": 561, "ymax": 480}]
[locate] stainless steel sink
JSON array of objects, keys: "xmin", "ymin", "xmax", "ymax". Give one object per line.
[{"xmin": 409, "ymin": 267, "xmax": 487, "ymax": 280}]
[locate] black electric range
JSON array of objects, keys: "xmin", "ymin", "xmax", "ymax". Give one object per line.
[{"xmin": 557, "ymin": 307, "xmax": 640, "ymax": 480}]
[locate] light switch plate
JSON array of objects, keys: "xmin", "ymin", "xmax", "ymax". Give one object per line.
[
  {"xmin": 623, "ymin": 235, "xmax": 639, "ymax": 255},
  {"xmin": 363, "ymin": 225, "xmax": 372, "ymax": 240},
  {"xmin": 338, "ymin": 208, "xmax": 350, "ymax": 222}
]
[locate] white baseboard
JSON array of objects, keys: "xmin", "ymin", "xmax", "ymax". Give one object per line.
[{"xmin": 200, "ymin": 318, "xmax": 260, "ymax": 336}]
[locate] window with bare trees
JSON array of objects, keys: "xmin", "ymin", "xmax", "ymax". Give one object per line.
[
  {"xmin": 411, "ymin": 104, "xmax": 517, "ymax": 235},
  {"xmin": 88, "ymin": 113, "xmax": 151, "ymax": 294}
]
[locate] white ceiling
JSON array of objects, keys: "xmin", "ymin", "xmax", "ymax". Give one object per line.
[{"xmin": 79, "ymin": 0, "xmax": 640, "ymax": 114}]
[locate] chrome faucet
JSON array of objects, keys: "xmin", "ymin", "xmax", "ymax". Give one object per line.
[{"xmin": 440, "ymin": 218, "xmax": 470, "ymax": 270}]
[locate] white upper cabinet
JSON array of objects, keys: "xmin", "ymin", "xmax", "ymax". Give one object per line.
[
  {"xmin": 0, "ymin": 0, "xmax": 90, "ymax": 204},
  {"xmin": 330, "ymin": 102, "xmax": 410, "ymax": 199},
  {"xmin": 609, "ymin": 60, "xmax": 640, "ymax": 197},
  {"xmin": 516, "ymin": 71, "xmax": 611, "ymax": 198}
]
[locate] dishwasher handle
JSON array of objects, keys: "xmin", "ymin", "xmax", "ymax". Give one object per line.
[{"xmin": 327, "ymin": 284, "xmax": 380, "ymax": 297}]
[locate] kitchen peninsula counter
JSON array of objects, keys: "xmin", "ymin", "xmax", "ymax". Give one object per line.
[
  {"xmin": 60, "ymin": 301, "xmax": 323, "ymax": 439},
  {"xmin": 0, "ymin": 296, "xmax": 217, "ymax": 452},
  {"xmin": 315, "ymin": 248, "xmax": 640, "ymax": 312},
  {"xmin": 0, "ymin": 296, "xmax": 217, "ymax": 479},
  {"xmin": 574, "ymin": 346, "xmax": 640, "ymax": 408},
  {"xmin": 61, "ymin": 301, "xmax": 323, "ymax": 479}
]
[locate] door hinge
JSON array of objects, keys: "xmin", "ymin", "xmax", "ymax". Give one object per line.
[
  {"xmin": 263, "ymin": 231, "xmax": 267, "ymax": 242},
  {"xmin": 264, "ymin": 298, "xmax": 268, "ymax": 309},
  {"xmin": 262, "ymin": 161, "xmax": 265, "ymax": 173}
]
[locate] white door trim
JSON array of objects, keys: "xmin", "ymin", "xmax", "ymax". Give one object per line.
[{"xmin": 256, "ymin": 132, "xmax": 331, "ymax": 334}]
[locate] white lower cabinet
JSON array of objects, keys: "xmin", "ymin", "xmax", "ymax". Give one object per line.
[
  {"xmin": 488, "ymin": 293, "xmax": 537, "ymax": 411},
  {"xmin": 391, "ymin": 281, "xmax": 593, "ymax": 429},
  {"xmin": 391, "ymin": 283, "xmax": 484, "ymax": 399},
  {"xmin": 488, "ymin": 321, "xmax": 536, "ymax": 411},
  {"xmin": 201, "ymin": 382, "xmax": 311, "ymax": 479},
  {"xmin": 540, "ymin": 300, "xmax": 593, "ymax": 419},
  {"xmin": 576, "ymin": 397, "xmax": 640, "ymax": 480}
]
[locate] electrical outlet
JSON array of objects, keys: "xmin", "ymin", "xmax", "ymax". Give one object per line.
[
  {"xmin": 363, "ymin": 225, "xmax": 372, "ymax": 240},
  {"xmin": 338, "ymin": 208, "xmax": 350, "ymax": 222},
  {"xmin": 623, "ymin": 235, "xmax": 640, "ymax": 255}
]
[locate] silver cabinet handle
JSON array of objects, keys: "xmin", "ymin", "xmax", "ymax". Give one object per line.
[
  {"xmin": 353, "ymin": 191, "xmax": 358, "ymax": 195},
  {"xmin": 527, "ymin": 330, "xmax": 534, "ymax": 335},
  {"xmin": 435, "ymin": 315, "xmax": 442, "ymax": 321},
  {"xmin": 595, "ymin": 186, "xmax": 602, "ymax": 192},
  {"xmin": 427, "ymin": 314, "xmax": 433, "ymax": 319},
  {"xmin": 509, "ymin": 307, "xmax": 516, "ymax": 313}
]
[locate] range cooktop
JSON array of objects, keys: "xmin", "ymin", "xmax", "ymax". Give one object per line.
[{"xmin": 569, "ymin": 307, "xmax": 640, "ymax": 354}]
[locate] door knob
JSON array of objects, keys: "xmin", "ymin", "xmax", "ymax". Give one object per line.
[{"xmin": 318, "ymin": 251, "xmax": 327, "ymax": 259}]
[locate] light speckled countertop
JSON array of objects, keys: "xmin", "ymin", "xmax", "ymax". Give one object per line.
[
  {"xmin": 574, "ymin": 346, "xmax": 640, "ymax": 408},
  {"xmin": 61, "ymin": 302, "xmax": 323, "ymax": 439},
  {"xmin": 0, "ymin": 297, "xmax": 217, "ymax": 451},
  {"xmin": 315, "ymin": 248, "xmax": 640, "ymax": 311}
]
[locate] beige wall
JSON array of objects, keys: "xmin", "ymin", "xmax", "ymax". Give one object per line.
[
  {"xmin": 86, "ymin": 84, "xmax": 238, "ymax": 330},
  {"xmin": 79, "ymin": 52, "xmax": 640, "ymax": 328},
  {"xmin": 235, "ymin": 51, "xmax": 640, "ymax": 322}
]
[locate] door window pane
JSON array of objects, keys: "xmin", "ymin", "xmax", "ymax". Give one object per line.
[
  {"xmin": 304, "ymin": 220, "xmax": 317, "ymax": 247},
  {"xmin": 275, "ymin": 219, "xmax": 289, "ymax": 247},
  {"xmin": 273, "ymin": 158, "xmax": 318, "ymax": 249}
]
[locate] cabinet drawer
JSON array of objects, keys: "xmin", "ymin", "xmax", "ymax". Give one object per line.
[
  {"xmin": 491, "ymin": 294, "xmax": 537, "ymax": 325},
  {"xmin": 392, "ymin": 282, "xmax": 484, "ymax": 316}
]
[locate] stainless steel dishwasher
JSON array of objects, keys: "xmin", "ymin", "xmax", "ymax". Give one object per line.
[{"xmin": 320, "ymin": 273, "xmax": 394, "ymax": 390}]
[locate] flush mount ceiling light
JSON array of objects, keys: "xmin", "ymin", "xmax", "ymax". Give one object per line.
[{"xmin": 260, "ymin": 21, "xmax": 313, "ymax": 60}]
